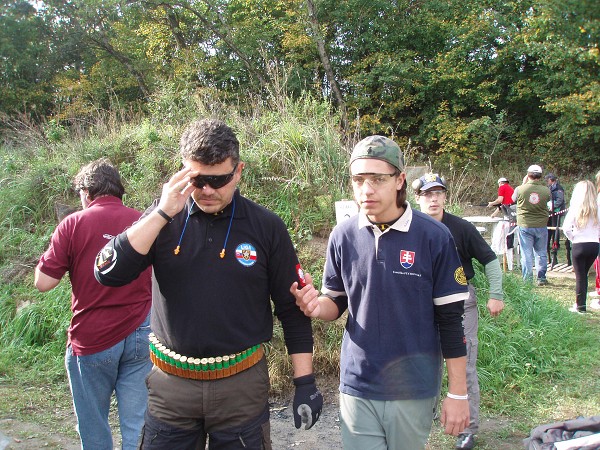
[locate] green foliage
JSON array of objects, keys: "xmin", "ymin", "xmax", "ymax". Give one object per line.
[
  {"xmin": 471, "ymin": 269, "xmax": 600, "ymax": 419},
  {"xmin": 406, "ymin": 269, "xmax": 600, "ymax": 445},
  {"xmin": 514, "ymin": 0, "xmax": 600, "ymax": 172},
  {"xmin": 238, "ymin": 94, "xmax": 349, "ymax": 239},
  {"xmin": 0, "ymin": 282, "xmax": 70, "ymax": 381},
  {"xmin": 43, "ymin": 120, "xmax": 68, "ymax": 143},
  {"xmin": 0, "ymin": 1, "xmax": 55, "ymax": 116},
  {"xmin": 1, "ymin": 0, "xmax": 599, "ymax": 172},
  {"xmin": 0, "ymin": 147, "xmax": 76, "ymax": 266}
]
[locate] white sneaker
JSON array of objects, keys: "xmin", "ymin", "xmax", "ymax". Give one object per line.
[
  {"xmin": 568, "ymin": 304, "xmax": 586, "ymax": 314},
  {"xmin": 589, "ymin": 291, "xmax": 600, "ymax": 298},
  {"xmin": 590, "ymin": 299, "xmax": 600, "ymax": 310}
]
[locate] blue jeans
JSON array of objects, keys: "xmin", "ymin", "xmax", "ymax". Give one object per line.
[
  {"xmin": 518, "ymin": 227, "xmax": 548, "ymax": 282},
  {"xmin": 66, "ymin": 313, "xmax": 152, "ymax": 450}
]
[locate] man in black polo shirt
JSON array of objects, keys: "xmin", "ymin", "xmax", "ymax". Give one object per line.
[
  {"xmin": 414, "ymin": 173, "xmax": 505, "ymax": 450},
  {"xmin": 95, "ymin": 119, "xmax": 322, "ymax": 449}
]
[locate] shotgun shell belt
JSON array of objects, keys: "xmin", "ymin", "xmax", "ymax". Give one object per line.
[{"xmin": 148, "ymin": 333, "xmax": 264, "ymax": 380}]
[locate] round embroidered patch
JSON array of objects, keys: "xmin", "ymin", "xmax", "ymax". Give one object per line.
[
  {"xmin": 529, "ymin": 192, "xmax": 540, "ymax": 204},
  {"xmin": 454, "ymin": 266, "xmax": 467, "ymax": 286},
  {"xmin": 95, "ymin": 246, "xmax": 118, "ymax": 274},
  {"xmin": 235, "ymin": 243, "xmax": 257, "ymax": 267}
]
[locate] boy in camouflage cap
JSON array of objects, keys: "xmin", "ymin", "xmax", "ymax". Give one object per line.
[
  {"xmin": 291, "ymin": 135, "xmax": 470, "ymax": 449},
  {"xmin": 349, "ymin": 135, "xmax": 404, "ymax": 171}
]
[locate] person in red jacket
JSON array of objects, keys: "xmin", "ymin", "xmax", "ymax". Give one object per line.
[{"xmin": 488, "ymin": 177, "xmax": 514, "ymax": 218}]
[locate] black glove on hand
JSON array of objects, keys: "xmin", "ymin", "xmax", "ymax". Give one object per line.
[{"xmin": 292, "ymin": 373, "xmax": 323, "ymax": 430}]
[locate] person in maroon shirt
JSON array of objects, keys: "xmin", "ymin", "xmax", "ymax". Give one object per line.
[{"xmin": 34, "ymin": 158, "xmax": 152, "ymax": 450}]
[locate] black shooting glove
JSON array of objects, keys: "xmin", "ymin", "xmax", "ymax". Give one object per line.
[{"xmin": 292, "ymin": 373, "xmax": 323, "ymax": 430}]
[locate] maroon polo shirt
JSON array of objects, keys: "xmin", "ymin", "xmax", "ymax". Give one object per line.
[{"xmin": 37, "ymin": 196, "xmax": 151, "ymax": 355}]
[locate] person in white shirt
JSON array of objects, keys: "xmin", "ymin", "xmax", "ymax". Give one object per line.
[{"xmin": 562, "ymin": 180, "xmax": 600, "ymax": 313}]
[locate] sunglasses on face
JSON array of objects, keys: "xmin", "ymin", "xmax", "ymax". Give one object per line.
[{"xmin": 190, "ymin": 164, "xmax": 238, "ymax": 189}]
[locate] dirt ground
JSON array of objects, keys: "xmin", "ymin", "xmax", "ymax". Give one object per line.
[
  {"xmin": 0, "ymin": 391, "xmax": 526, "ymax": 450},
  {"xmin": 0, "ymin": 419, "xmax": 77, "ymax": 450},
  {"xmin": 0, "ymin": 400, "xmax": 342, "ymax": 450}
]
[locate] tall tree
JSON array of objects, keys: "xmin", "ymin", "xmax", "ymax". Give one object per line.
[
  {"xmin": 42, "ymin": 0, "xmax": 153, "ymax": 108},
  {"xmin": 0, "ymin": 1, "xmax": 54, "ymax": 117},
  {"xmin": 1, "ymin": 0, "xmax": 597, "ymax": 171},
  {"xmin": 305, "ymin": 0, "xmax": 348, "ymax": 133},
  {"xmin": 517, "ymin": 0, "xmax": 599, "ymax": 170}
]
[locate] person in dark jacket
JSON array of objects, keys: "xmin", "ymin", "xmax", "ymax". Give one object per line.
[
  {"xmin": 94, "ymin": 119, "xmax": 322, "ymax": 450},
  {"xmin": 414, "ymin": 173, "xmax": 505, "ymax": 450},
  {"xmin": 545, "ymin": 172, "xmax": 567, "ymax": 261}
]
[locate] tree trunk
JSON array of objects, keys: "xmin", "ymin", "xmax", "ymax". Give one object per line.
[
  {"xmin": 163, "ymin": 5, "xmax": 187, "ymax": 50},
  {"xmin": 89, "ymin": 35, "xmax": 151, "ymax": 99},
  {"xmin": 306, "ymin": 0, "xmax": 348, "ymax": 135}
]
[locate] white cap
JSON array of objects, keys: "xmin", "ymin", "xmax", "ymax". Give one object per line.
[
  {"xmin": 498, "ymin": 177, "xmax": 508, "ymax": 183},
  {"xmin": 527, "ymin": 164, "xmax": 543, "ymax": 174}
]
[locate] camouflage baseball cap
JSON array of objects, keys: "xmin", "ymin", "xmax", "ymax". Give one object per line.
[{"xmin": 349, "ymin": 135, "xmax": 404, "ymax": 172}]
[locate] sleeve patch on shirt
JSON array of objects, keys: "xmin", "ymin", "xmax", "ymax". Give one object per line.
[
  {"xmin": 454, "ymin": 267, "xmax": 467, "ymax": 286},
  {"xmin": 95, "ymin": 246, "xmax": 118, "ymax": 274}
]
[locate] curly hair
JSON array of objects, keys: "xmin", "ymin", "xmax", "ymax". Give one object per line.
[
  {"xmin": 180, "ymin": 119, "xmax": 240, "ymax": 166},
  {"xmin": 73, "ymin": 158, "xmax": 124, "ymax": 200}
]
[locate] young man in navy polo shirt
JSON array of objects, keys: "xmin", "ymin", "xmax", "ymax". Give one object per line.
[{"xmin": 291, "ymin": 136, "xmax": 470, "ymax": 450}]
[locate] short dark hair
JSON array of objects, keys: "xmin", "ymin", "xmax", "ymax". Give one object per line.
[
  {"xmin": 529, "ymin": 173, "xmax": 542, "ymax": 180},
  {"xmin": 180, "ymin": 119, "xmax": 239, "ymax": 166},
  {"xmin": 73, "ymin": 158, "xmax": 124, "ymax": 200}
]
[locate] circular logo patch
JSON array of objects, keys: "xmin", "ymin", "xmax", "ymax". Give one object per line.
[
  {"xmin": 454, "ymin": 267, "xmax": 467, "ymax": 286},
  {"xmin": 95, "ymin": 246, "xmax": 117, "ymax": 274},
  {"xmin": 235, "ymin": 243, "xmax": 257, "ymax": 267},
  {"xmin": 529, "ymin": 192, "xmax": 540, "ymax": 204}
]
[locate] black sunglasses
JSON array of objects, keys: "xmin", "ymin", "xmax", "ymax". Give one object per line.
[{"xmin": 190, "ymin": 164, "xmax": 238, "ymax": 190}]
